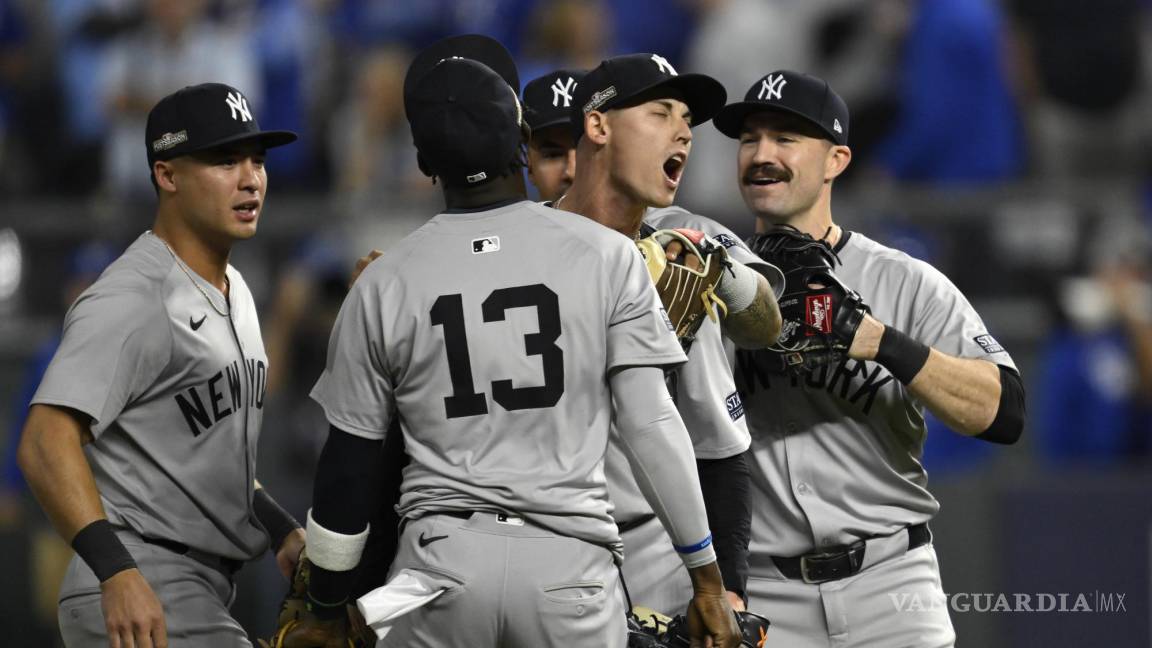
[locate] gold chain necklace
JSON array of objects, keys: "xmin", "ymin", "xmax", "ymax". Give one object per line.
[{"xmin": 147, "ymin": 231, "xmax": 229, "ymax": 316}]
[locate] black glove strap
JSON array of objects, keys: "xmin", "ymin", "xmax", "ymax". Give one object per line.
[{"xmin": 874, "ymin": 326, "xmax": 931, "ymax": 384}]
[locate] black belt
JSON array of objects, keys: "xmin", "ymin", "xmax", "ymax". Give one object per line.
[
  {"xmin": 617, "ymin": 513, "xmax": 657, "ymax": 535},
  {"xmin": 140, "ymin": 536, "xmax": 244, "ymax": 577},
  {"xmin": 771, "ymin": 523, "xmax": 930, "ymax": 584}
]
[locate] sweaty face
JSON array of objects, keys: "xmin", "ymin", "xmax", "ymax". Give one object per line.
[
  {"xmin": 604, "ymin": 96, "xmax": 692, "ymax": 208},
  {"xmin": 527, "ymin": 125, "xmax": 577, "ymax": 202},
  {"xmin": 737, "ymin": 111, "xmax": 840, "ymax": 223},
  {"xmin": 165, "ymin": 141, "xmax": 267, "ymax": 242}
]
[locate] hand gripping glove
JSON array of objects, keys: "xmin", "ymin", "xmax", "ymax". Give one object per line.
[
  {"xmin": 744, "ymin": 225, "xmax": 869, "ymax": 374},
  {"xmin": 636, "ymin": 228, "xmax": 732, "ymax": 348}
]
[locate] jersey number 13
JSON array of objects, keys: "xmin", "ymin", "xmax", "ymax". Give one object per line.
[{"xmin": 431, "ymin": 284, "xmax": 564, "ymax": 418}]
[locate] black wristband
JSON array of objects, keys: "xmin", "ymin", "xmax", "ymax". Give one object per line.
[
  {"xmin": 253, "ymin": 488, "xmax": 301, "ymax": 554},
  {"xmin": 874, "ymin": 326, "xmax": 931, "ymax": 385},
  {"xmin": 71, "ymin": 519, "xmax": 137, "ymax": 583}
]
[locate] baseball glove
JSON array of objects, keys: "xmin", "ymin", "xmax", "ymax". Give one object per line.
[
  {"xmin": 745, "ymin": 225, "xmax": 869, "ymax": 374},
  {"xmin": 636, "ymin": 228, "xmax": 731, "ymax": 347},
  {"xmin": 630, "ymin": 607, "xmax": 771, "ymax": 648},
  {"xmin": 258, "ymin": 549, "xmax": 368, "ymax": 648}
]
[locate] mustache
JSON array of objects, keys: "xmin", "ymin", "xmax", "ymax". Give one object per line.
[{"xmin": 743, "ymin": 164, "xmax": 790, "ymax": 184}]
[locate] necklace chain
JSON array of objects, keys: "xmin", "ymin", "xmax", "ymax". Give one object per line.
[{"xmin": 148, "ymin": 231, "xmax": 229, "ymax": 316}]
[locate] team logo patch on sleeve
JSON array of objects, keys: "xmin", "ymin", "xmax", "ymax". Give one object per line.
[
  {"xmin": 713, "ymin": 233, "xmax": 738, "ymax": 249},
  {"xmin": 725, "ymin": 391, "xmax": 745, "ymax": 421},
  {"xmin": 973, "ymin": 334, "xmax": 1004, "ymax": 354},
  {"xmin": 472, "ymin": 236, "xmax": 501, "ymax": 254}
]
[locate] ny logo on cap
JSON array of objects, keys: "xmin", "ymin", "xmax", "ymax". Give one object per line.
[
  {"xmin": 551, "ymin": 76, "xmax": 577, "ymax": 107},
  {"xmin": 651, "ymin": 54, "xmax": 677, "ymax": 76},
  {"xmin": 225, "ymin": 91, "xmax": 252, "ymax": 122},
  {"xmin": 758, "ymin": 74, "xmax": 786, "ymax": 101}
]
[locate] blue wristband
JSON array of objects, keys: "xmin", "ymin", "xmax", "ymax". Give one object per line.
[{"xmin": 674, "ymin": 533, "xmax": 713, "ymax": 555}]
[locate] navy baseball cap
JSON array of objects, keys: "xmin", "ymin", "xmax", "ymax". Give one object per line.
[
  {"xmin": 522, "ymin": 69, "xmax": 586, "ymax": 131},
  {"xmin": 713, "ymin": 70, "xmax": 849, "ymax": 145},
  {"xmin": 145, "ymin": 83, "xmax": 297, "ymax": 167},
  {"xmin": 569, "ymin": 53, "xmax": 727, "ymax": 135},
  {"xmin": 404, "ymin": 34, "xmax": 525, "ymax": 186}
]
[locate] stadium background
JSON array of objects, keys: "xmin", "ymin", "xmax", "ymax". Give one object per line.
[{"xmin": 0, "ymin": 1, "xmax": 1149, "ymax": 645}]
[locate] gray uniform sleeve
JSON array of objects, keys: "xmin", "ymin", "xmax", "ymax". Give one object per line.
[
  {"xmin": 606, "ymin": 244, "xmax": 687, "ymax": 371},
  {"xmin": 907, "ymin": 259, "xmax": 1016, "ymax": 370},
  {"xmin": 611, "ymin": 365, "xmax": 716, "ymax": 569},
  {"xmin": 310, "ymin": 275, "xmax": 396, "ymax": 440},
  {"xmin": 32, "ymin": 288, "xmax": 172, "ymax": 437}
]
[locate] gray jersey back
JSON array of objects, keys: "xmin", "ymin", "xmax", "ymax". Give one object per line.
[
  {"xmin": 310, "ymin": 200, "xmax": 685, "ymax": 553},
  {"xmin": 33, "ymin": 233, "xmax": 269, "ymax": 560},
  {"xmin": 736, "ymin": 231, "xmax": 1016, "ymax": 556},
  {"xmin": 605, "ymin": 207, "xmax": 765, "ymax": 522}
]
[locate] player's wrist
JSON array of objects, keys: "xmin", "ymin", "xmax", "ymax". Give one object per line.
[
  {"xmin": 687, "ymin": 560, "xmax": 727, "ymax": 596},
  {"xmin": 873, "ymin": 325, "xmax": 931, "ymax": 384},
  {"xmin": 72, "ymin": 518, "xmax": 138, "ymax": 583},
  {"xmin": 254, "ymin": 487, "xmax": 302, "ymax": 555},
  {"xmin": 848, "ymin": 314, "xmax": 884, "ymax": 360}
]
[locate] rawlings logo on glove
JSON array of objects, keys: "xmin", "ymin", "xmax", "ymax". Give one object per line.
[{"xmin": 745, "ymin": 225, "xmax": 869, "ymax": 375}]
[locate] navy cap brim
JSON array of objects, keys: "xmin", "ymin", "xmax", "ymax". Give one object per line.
[
  {"xmin": 404, "ymin": 35, "xmax": 518, "ymax": 107},
  {"xmin": 714, "ymin": 101, "xmax": 841, "ymax": 143},
  {"xmin": 526, "ymin": 114, "xmax": 572, "ymax": 131},
  {"xmin": 620, "ymin": 73, "xmax": 727, "ymax": 126},
  {"xmin": 153, "ymin": 129, "xmax": 298, "ymax": 161}
]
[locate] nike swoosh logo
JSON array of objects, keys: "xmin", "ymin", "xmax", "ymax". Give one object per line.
[
  {"xmin": 190, "ymin": 314, "xmax": 207, "ymax": 331},
  {"xmin": 418, "ymin": 532, "xmax": 448, "ymax": 548}
]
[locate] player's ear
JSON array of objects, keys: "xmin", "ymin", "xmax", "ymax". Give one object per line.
[
  {"xmin": 825, "ymin": 144, "xmax": 851, "ymax": 182},
  {"xmin": 154, "ymin": 160, "xmax": 177, "ymax": 193},
  {"xmin": 584, "ymin": 110, "xmax": 609, "ymax": 146}
]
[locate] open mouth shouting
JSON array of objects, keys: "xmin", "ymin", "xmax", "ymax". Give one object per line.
[{"xmin": 663, "ymin": 152, "xmax": 687, "ymax": 189}]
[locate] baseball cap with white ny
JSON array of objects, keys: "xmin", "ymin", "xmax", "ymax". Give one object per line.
[{"xmin": 145, "ymin": 83, "xmax": 297, "ymax": 169}]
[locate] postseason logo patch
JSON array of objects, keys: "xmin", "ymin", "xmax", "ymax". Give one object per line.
[
  {"xmin": 712, "ymin": 233, "xmax": 738, "ymax": 249},
  {"xmin": 725, "ymin": 391, "xmax": 745, "ymax": 422},
  {"xmin": 805, "ymin": 294, "xmax": 833, "ymax": 336},
  {"xmin": 973, "ymin": 334, "xmax": 1003, "ymax": 354}
]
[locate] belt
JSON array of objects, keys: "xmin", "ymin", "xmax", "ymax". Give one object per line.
[
  {"xmin": 617, "ymin": 513, "xmax": 657, "ymax": 535},
  {"xmin": 140, "ymin": 536, "xmax": 244, "ymax": 578},
  {"xmin": 771, "ymin": 523, "xmax": 931, "ymax": 584}
]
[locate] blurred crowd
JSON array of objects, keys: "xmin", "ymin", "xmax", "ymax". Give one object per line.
[{"xmin": 1, "ymin": 0, "xmax": 1152, "ymax": 644}]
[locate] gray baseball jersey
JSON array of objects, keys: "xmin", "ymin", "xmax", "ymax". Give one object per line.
[
  {"xmin": 606, "ymin": 208, "xmax": 765, "ymax": 524},
  {"xmin": 310, "ymin": 200, "xmax": 686, "ymax": 557},
  {"xmin": 736, "ymin": 231, "xmax": 1017, "ymax": 557},
  {"xmin": 605, "ymin": 207, "xmax": 778, "ymax": 612},
  {"xmin": 32, "ymin": 232, "xmax": 269, "ymax": 560}
]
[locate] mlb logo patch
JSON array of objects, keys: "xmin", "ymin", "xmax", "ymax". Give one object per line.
[
  {"xmin": 973, "ymin": 334, "xmax": 1003, "ymax": 354},
  {"xmin": 713, "ymin": 233, "xmax": 738, "ymax": 249},
  {"xmin": 805, "ymin": 294, "xmax": 832, "ymax": 336},
  {"xmin": 725, "ymin": 391, "xmax": 745, "ymax": 422},
  {"xmin": 472, "ymin": 236, "xmax": 501, "ymax": 254}
]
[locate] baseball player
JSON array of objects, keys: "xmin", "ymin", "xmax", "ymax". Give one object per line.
[
  {"xmin": 521, "ymin": 68, "xmax": 585, "ymax": 202},
  {"xmin": 525, "ymin": 56, "xmax": 784, "ymax": 617},
  {"xmin": 712, "ymin": 71, "xmax": 1027, "ymax": 646},
  {"xmin": 285, "ymin": 36, "xmax": 741, "ymax": 648},
  {"xmin": 16, "ymin": 83, "xmax": 304, "ymax": 647}
]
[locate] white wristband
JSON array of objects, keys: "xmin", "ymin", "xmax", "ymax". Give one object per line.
[
  {"xmin": 306, "ymin": 508, "xmax": 370, "ymax": 572},
  {"xmin": 715, "ymin": 260, "xmax": 759, "ymax": 314}
]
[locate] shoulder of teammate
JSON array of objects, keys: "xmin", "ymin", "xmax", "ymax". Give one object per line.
[
  {"xmin": 36, "ymin": 266, "xmax": 173, "ymax": 433},
  {"xmin": 846, "ymin": 231, "xmax": 1015, "ymax": 368}
]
